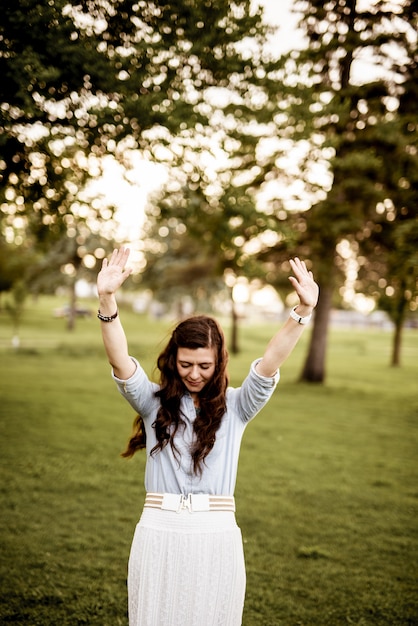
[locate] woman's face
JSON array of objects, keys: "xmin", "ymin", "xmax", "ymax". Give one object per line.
[{"xmin": 176, "ymin": 346, "xmax": 216, "ymax": 397}]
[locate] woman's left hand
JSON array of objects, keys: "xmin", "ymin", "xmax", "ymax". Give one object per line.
[{"xmin": 288, "ymin": 257, "xmax": 319, "ymax": 310}]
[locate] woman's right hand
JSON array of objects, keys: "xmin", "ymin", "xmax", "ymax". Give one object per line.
[
  {"xmin": 97, "ymin": 247, "xmax": 132, "ymax": 296},
  {"xmin": 97, "ymin": 247, "xmax": 136, "ymax": 379}
]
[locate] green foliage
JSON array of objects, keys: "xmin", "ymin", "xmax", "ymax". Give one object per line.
[
  {"xmin": 0, "ymin": 298, "xmax": 417, "ymax": 624},
  {"xmin": 277, "ymin": 0, "xmax": 418, "ymax": 264},
  {"xmin": 256, "ymin": 0, "xmax": 418, "ymax": 380},
  {"xmin": 1, "ymin": 0, "xmax": 272, "ymax": 303},
  {"xmin": 0, "ymin": 239, "xmax": 36, "ymax": 295},
  {"xmin": 0, "ymin": 0, "xmax": 268, "ymax": 218},
  {"xmin": 142, "ymin": 175, "xmax": 277, "ymax": 296},
  {"xmin": 138, "ymin": 0, "xmax": 417, "ymax": 379}
]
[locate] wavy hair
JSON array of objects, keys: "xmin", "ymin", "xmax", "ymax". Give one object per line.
[{"xmin": 122, "ymin": 316, "xmax": 229, "ymax": 475}]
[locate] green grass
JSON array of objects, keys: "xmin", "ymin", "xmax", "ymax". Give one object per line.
[{"xmin": 1, "ymin": 297, "xmax": 417, "ymax": 625}]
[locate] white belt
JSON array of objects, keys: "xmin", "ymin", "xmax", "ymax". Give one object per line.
[{"xmin": 144, "ymin": 492, "xmax": 236, "ymax": 513}]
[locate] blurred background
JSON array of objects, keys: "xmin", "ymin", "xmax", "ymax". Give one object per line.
[{"xmin": 1, "ymin": 0, "xmax": 417, "ymax": 374}]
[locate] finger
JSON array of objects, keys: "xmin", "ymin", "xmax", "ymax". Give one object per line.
[
  {"xmin": 108, "ymin": 249, "xmax": 118, "ymax": 265},
  {"xmin": 116, "ymin": 247, "xmax": 131, "ymax": 266},
  {"xmin": 109, "ymin": 247, "xmax": 126, "ymax": 267},
  {"xmin": 290, "ymin": 257, "xmax": 304, "ymax": 269},
  {"xmin": 292, "ymin": 258, "xmax": 312, "ymax": 279},
  {"xmin": 289, "ymin": 258, "xmax": 305, "ymax": 279}
]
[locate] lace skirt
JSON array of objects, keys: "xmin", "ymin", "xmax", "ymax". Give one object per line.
[{"xmin": 128, "ymin": 507, "xmax": 246, "ymax": 626}]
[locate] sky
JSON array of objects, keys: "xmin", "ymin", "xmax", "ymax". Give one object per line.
[{"xmin": 259, "ymin": 0, "xmax": 302, "ymax": 44}]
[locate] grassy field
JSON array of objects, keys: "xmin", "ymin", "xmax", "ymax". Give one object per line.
[{"xmin": 0, "ymin": 296, "xmax": 417, "ymax": 625}]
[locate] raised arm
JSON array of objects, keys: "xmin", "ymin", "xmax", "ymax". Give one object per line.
[
  {"xmin": 97, "ymin": 247, "xmax": 136, "ymax": 379},
  {"xmin": 256, "ymin": 258, "xmax": 319, "ymax": 378}
]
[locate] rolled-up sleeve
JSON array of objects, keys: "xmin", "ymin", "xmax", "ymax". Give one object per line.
[
  {"xmin": 228, "ymin": 358, "xmax": 280, "ymax": 423},
  {"xmin": 112, "ymin": 357, "xmax": 159, "ymax": 419}
]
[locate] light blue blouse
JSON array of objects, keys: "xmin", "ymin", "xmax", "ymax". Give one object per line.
[{"xmin": 113, "ymin": 358, "xmax": 280, "ymax": 496}]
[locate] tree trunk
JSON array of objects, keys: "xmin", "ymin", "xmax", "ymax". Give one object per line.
[
  {"xmin": 391, "ymin": 320, "xmax": 402, "ymax": 367},
  {"xmin": 389, "ymin": 285, "xmax": 408, "ymax": 367},
  {"xmin": 230, "ymin": 296, "xmax": 239, "ymax": 355},
  {"xmin": 299, "ymin": 283, "xmax": 333, "ymax": 383},
  {"xmin": 67, "ymin": 282, "xmax": 77, "ymax": 331}
]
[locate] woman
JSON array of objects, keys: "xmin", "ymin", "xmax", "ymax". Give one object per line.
[{"xmin": 97, "ymin": 247, "xmax": 319, "ymax": 626}]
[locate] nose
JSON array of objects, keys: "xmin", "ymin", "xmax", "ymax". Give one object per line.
[{"xmin": 189, "ymin": 365, "xmax": 200, "ymax": 380}]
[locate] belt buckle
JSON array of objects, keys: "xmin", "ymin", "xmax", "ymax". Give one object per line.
[
  {"xmin": 161, "ymin": 493, "xmax": 183, "ymax": 512},
  {"xmin": 189, "ymin": 494, "xmax": 210, "ymax": 512},
  {"xmin": 179, "ymin": 494, "xmax": 192, "ymax": 513},
  {"xmin": 161, "ymin": 493, "xmax": 210, "ymax": 513},
  {"xmin": 179, "ymin": 494, "xmax": 210, "ymax": 513}
]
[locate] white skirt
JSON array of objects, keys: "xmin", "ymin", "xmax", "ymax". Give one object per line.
[{"xmin": 128, "ymin": 507, "xmax": 246, "ymax": 626}]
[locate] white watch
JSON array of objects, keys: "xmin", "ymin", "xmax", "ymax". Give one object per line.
[{"xmin": 289, "ymin": 305, "xmax": 312, "ymax": 325}]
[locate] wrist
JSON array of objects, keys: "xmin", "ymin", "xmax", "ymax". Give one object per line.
[
  {"xmin": 289, "ymin": 305, "xmax": 312, "ymax": 325},
  {"xmin": 98, "ymin": 294, "xmax": 117, "ymax": 316},
  {"xmin": 293, "ymin": 304, "xmax": 314, "ymax": 317}
]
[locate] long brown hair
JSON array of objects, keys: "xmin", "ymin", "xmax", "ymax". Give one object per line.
[{"xmin": 122, "ymin": 315, "xmax": 229, "ymax": 475}]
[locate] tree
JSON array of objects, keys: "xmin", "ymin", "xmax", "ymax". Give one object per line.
[
  {"xmin": 2, "ymin": 0, "xmax": 290, "ymax": 321},
  {"xmin": 256, "ymin": 0, "xmax": 418, "ymax": 381},
  {"xmin": 4, "ymin": 280, "xmax": 27, "ymax": 348},
  {"xmin": 0, "ymin": 0, "xmax": 271, "ymax": 254},
  {"xmin": 0, "ymin": 239, "xmax": 34, "ymax": 302},
  {"xmin": 355, "ymin": 216, "xmax": 418, "ymax": 366},
  {"xmin": 28, "ymin": 227, "xmax": 116, "ymax": 330},
  {"xmin": 141, "ymin": 156, "xmax": 279, "ymax": 352},
  {"xmin": 354, "ymin": 23, "xmax": 418, "ymax": 365}
]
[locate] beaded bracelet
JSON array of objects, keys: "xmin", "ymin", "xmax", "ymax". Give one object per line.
[{"xmin": 97, "ymin": 309, "xmax": 118, "ymax": 322}]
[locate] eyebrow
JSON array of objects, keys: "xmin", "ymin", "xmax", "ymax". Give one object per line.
[{"xmin": 178, "ymin": 360, "xmax": 213, "ymax": 366}]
